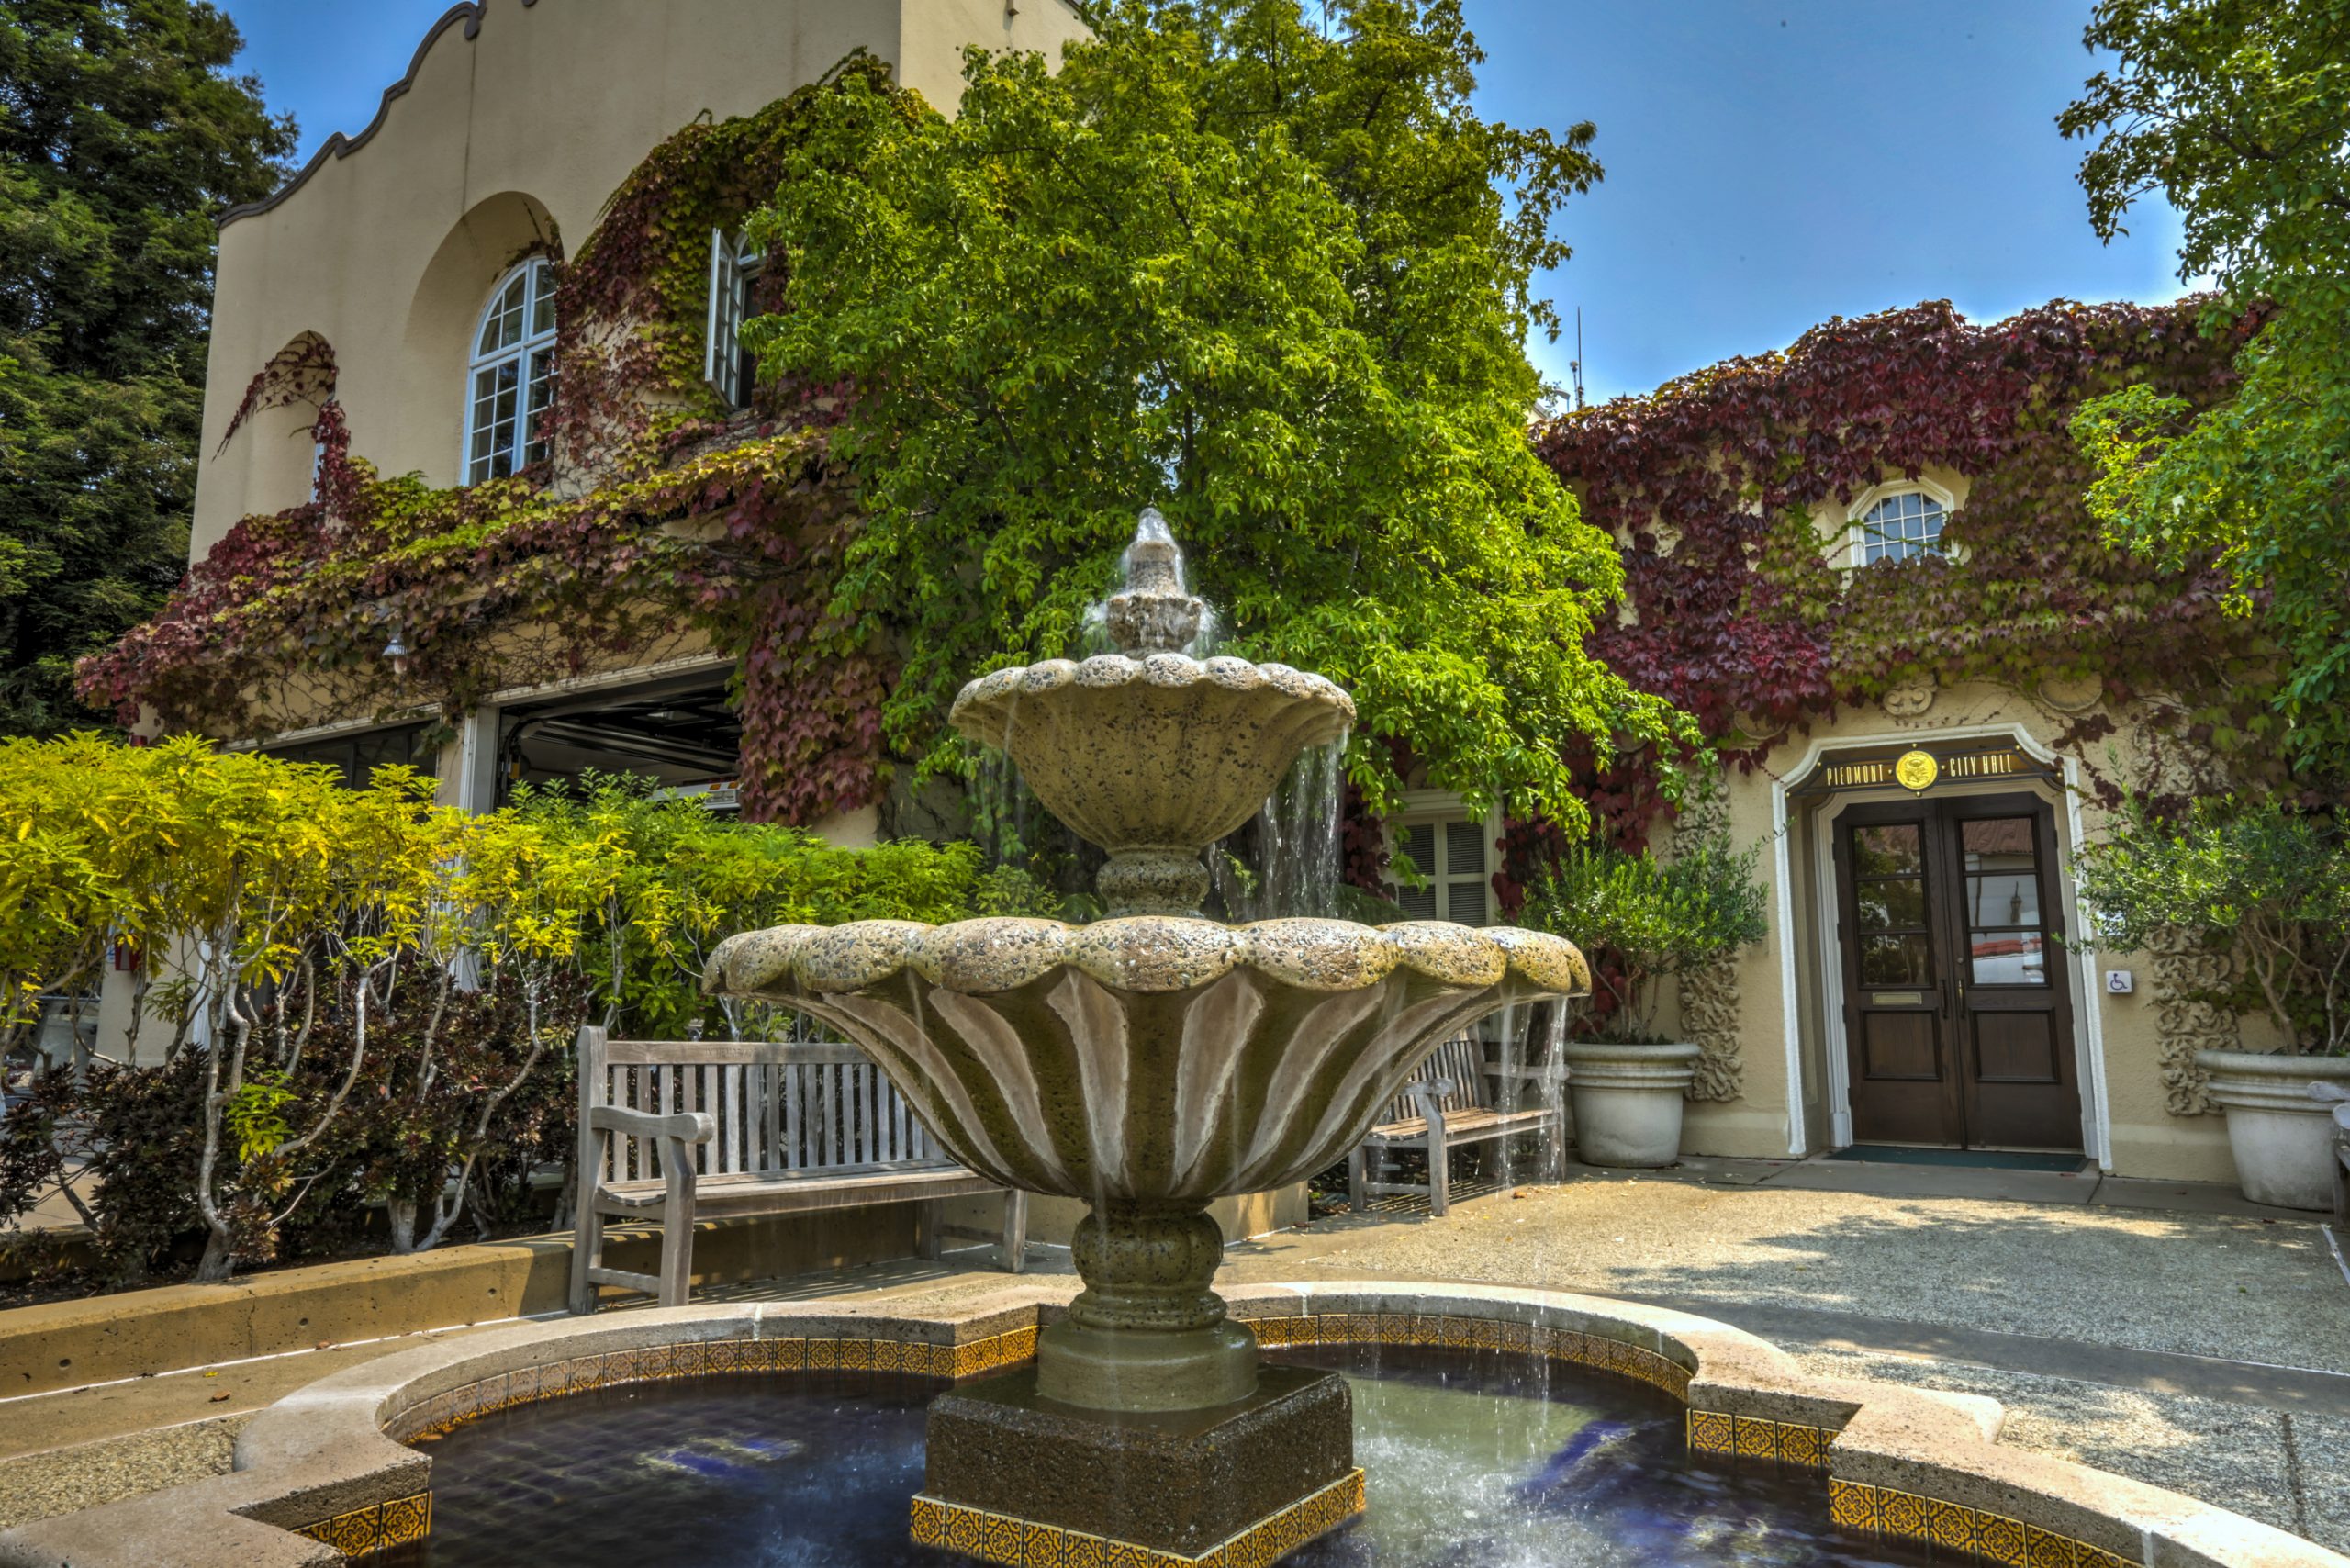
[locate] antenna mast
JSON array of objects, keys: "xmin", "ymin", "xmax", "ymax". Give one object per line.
[{"xmin": 1572, "ymin": 308, "xmax": 1587, "ymax": 411}]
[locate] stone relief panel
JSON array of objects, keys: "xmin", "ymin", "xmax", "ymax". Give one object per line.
[{"xmin": 2147, "ymin": 924, "xmax": 2235, "ymax": 1116}]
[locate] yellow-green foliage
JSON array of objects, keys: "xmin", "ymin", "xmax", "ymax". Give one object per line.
[{"xmin": 0, "ymin": 738, "xmax": 990, "ymax": 1046}]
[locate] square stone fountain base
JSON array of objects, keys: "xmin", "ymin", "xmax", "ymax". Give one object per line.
[{"xmin": 912, "ymin": 1364, "xmax": 1363, "ymax": 1565}]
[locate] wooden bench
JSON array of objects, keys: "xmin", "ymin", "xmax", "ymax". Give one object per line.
[
  {"xmin": 2316, "ymin": 1081, "xmax": 2350, "ymax": 1228},
  {"xmin": 1347, "ymin": 1024, "xmax": 1566, "ymax": 1217},
  {"xmin": 569, "ymin": 1025, "xmax": 1029, "ymax": 1313}
]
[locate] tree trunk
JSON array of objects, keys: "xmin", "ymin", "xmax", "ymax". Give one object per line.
[
  {"xmin": 195, "ymin": 1228, "xmax": 236, "ymax": 1283},
  {"xmin": 386, "ymin": 1198, "xmax": 420, "ymax": 1254}
]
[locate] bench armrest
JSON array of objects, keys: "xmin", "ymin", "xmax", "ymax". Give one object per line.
[{"xmin": 589, "ymin": 1105, "xmax": 716, "ymax": 1144}]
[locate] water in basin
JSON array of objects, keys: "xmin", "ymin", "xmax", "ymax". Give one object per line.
[{"xmin": 392, "ymin": 1345, "xmax": 1926, "ymax": 1567}]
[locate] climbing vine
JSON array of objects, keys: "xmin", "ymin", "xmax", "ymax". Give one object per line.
[
  {"xmin": 78, "ymin": 61, "xmax": 917, "ymax": 825},
  {"xmin": 1532, "ymin": 297, "xmax": 2284, "ymax": 851}
]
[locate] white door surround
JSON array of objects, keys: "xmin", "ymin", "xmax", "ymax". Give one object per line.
[{"xmin": 1768, "ymin": 722, "xmax": 2112, "ymax": 1168}]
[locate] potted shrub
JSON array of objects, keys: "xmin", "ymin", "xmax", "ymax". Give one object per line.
[
  {"xmin": 2076, "ymin": 794, "xmax": 2350, "ymax": 1208},
  {"xmin": 1524, "ymin": 834, "xmax": 1767, "ymax": 1167}
]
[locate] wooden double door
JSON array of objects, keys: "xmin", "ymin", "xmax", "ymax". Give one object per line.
[{"xmin": 1831, "ymin": 793, "xmax": 2082, "ymax": 1151}]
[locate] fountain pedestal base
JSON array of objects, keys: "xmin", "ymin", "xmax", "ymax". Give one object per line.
[{"xmin": 913, "ymin": 1363, "xmax": 1361, "ymax": 1565}]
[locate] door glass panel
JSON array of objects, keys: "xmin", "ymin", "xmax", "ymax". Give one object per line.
[
  {"xmin": 1971, "ymin": 930, "xmax": 2047, "ymax": 986},
  {"xmin": 1960, "ymin": 816, "xmax": 2047, "ymax": 986},
  {"xmin": 1857, "ymin": 933, "xmax": 1931, "ymax": 986},
  {"xmin": 1854, "ymin": 878, "xmax": 1926, "ymax": 930},
  {"xmin": 1851, "ymin": 823, "xmax": 1922, "ymax": 877}
]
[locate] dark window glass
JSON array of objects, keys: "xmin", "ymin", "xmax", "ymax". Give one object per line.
[
  {"xmin": 1851, "ymin": 823, "xmax": 1922, "ymax": 878},
  {"xmin": 1854, "ymin": 878, "xmax": 1927, "ymax": 931},
  {"xmin": 1858, "ymin": 933, "xmax": 1932, "ymax": 986}
]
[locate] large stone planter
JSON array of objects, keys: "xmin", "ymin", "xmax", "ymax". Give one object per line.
[
  {"xmin": 2196, "ymin": 1048, "xmax": 2350, "ymax": 1210},
  {"xmin": 1561, "ymin": 1040, "xmax": 1701, "ymax": 1169}
]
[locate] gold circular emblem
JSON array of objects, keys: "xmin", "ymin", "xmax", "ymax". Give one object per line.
[{"xmin": 1894, "ymin": 749, "xmax": 1940, "ymax": 792}]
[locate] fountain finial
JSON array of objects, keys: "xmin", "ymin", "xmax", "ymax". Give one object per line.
[{"xmin": 1103, "ymin": 507, "xmax": 1203, "ymax": 656}]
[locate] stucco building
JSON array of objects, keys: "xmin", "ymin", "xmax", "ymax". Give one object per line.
[{"xmin": 107, "ymin": 6, "xmax": 2266, "ymax": 1193}]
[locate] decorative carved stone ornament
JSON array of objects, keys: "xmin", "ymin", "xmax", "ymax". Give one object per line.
[{"xmin": 1880, "ymin": 682, "xmax": 1936, "ymax": 720}]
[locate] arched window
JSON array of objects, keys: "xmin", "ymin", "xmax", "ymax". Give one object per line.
[
  {"xmin": 1854, "ymin": 487, "xmax": 1947, "ymax": 566},
  {"xmin": 464, "ymin": 258, "xmax": 556, "ymax": 483}
]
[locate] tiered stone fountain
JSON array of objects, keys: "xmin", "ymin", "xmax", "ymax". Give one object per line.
[{"xmin": 704, "ymin": 510, "xmax": 1589, "ymax": 1565}]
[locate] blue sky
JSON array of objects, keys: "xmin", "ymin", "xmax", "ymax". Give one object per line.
[{"xmin": 220, "ymin": 1, "xmax": 2196, "ymax": 403}]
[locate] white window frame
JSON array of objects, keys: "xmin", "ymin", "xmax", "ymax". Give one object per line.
[
  {"xmin": 463, "ymin": 258, "xmax": 557, "ymax": 485},
  {"xmin": 1384, "ymin": 790, "xmax": 1505, "ymax": 927},
  {"xmin": 704, "ymin": 229, "xmax": 766, "ymax": 408},
  {"xmin": 1844, "ymin": 477, "xmax": 1956, "ymax": 569}
]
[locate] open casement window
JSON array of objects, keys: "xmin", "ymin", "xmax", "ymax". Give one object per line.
[
  {"xmin": 464, "ymin": 259, "xmax": 556, "ymax": 484},
  {"xmin": 1387, "ymin": 802, "xmax": 1499, "ymax": 926},
  {"xmin": 704, "ymin": 229, "xmax": 767, "ymax": 408}
]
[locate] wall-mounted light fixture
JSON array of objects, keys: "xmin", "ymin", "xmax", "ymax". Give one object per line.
[{"xmin": 382, "ymin": 628, "xmax": 412, "ymax": 679}]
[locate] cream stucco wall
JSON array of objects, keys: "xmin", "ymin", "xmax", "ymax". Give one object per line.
[
  {"xmin": 195, "ymin": 0, "xmax": 1089, "ymax": 554},
  {"xmin": 1682, "ymin": 678, "xmax": 2239, "ymax": 1184}
]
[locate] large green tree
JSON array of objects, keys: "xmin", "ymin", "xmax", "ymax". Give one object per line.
[
  {"xmin": 748, "ymin": 0, "xmax": 1691, "ymax": 829},
  {"xmin": 0, "ymin": 1, "xmax": 294, "ymax": 734},
  {"xmin": 2062, "ymin": 0, "xmax": 2350, "ymax": 783}
]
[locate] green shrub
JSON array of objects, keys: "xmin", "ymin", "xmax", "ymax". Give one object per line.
[
  {"xmin": 1521, "ymin": 834, "xmax": 1767, "ymax": 1043},
  {"xmin": 2076, "ymin": 794, "xmax": 2350, "ymax": 1056}
]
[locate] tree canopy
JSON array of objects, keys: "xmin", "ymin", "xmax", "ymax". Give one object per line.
[
  {"xmin": 2062, "ymin": 0, "xmax": 2350, "ymax": 785},
  {"xmin": 746, "ymin": 0, "xmax": 1693, "ymax": 830},
  {"xmin": 0, "ymin": 0, "xmax": 294, "ymax": 735}
]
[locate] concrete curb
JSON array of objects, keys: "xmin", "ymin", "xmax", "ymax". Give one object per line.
[
  {"xmin": 0, "ymin": 1209, "xmax": 926, "ymax": 1399},
  {"xmin": 1, "ymin": 1280, "xmax": 2338, "ymax": 1568}
]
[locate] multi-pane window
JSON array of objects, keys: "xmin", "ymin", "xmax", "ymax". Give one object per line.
[
  {"xmin": 1390, "ymin": 817, "xmax": 1492, "ymax": 926},
  {"xmin": 464, "ymin": 259, "xmax": 556, "ymax": 484},
  {"xmin": 1856, "ymin": 489, "xmax": 1947, "ymax": 566},
  {"xmin": 705, "ymin": 230, "xmax": 766, "ymax": 408}
]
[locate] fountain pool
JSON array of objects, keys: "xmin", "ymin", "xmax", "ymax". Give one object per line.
[{"xmin": 393, "ymin": 1344, "xmax": 1930, "ymax": 1568}]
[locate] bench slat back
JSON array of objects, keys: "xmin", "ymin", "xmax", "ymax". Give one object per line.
[
  {"xmin": 1382, "ymin": 1035, "xmax": 1488, "ymax": 1122},
  {"xmin": 585, "ymin": 1023, "xmax": 947, "ymax": 1186}
]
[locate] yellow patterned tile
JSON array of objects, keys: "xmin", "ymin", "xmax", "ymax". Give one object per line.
[
  {"xmin": 1927, "ymin": 1495, "xmax": 1980, "ymax": 1551},
  {"xmin": 1829, "ymin": 1478, "xmax": 1877, "ymax": 1531},
  {"xmin": 1777, "ymin": 1424, "xmax": 1829, "ymax": 1469},
  {"xmin": 911, "ymin": 1496, "xmax": 946, "ymax": 1547},
  {"xmin": 1979, "ymin": 1511, "xmax": 2030, "ymax": 1567},
  {"xmin": 380, "ymin": 1492, "xmax": 431, "ymax": 1547},
  {"xmin": 1733, "ymin": 1417, "xmax": 1779, "ymax": 1459},
  {"xmin": 1686, "ymin": 1409, "xmax": 1736, "ymax": 1454}
]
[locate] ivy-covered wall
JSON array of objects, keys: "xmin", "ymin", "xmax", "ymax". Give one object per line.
[
  {"xmin": 83, "ymin": 68, "xmax": 915, "ymax": 827},
  {"xmin": 1534, "ymin": 297, "xmax": 2277, "ymax": 834}
]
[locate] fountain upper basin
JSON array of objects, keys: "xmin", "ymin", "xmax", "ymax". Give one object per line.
[
  {"xmin": 703, "ymin": 916, "xmax": 1588, "ymax": 1204},
  {"xmin": 948, "ymin": 654, "xmax": 1355, "ymax": 876}
]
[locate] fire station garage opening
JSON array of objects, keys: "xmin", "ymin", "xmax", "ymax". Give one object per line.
[{"xmin": 497, "ymin": 673, "xmax": 742, "ymax": 808}]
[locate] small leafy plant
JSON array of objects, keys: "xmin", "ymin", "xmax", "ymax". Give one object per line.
[
  {"xmin": 1521, "ymin": 834, "xmax": 1767, "ymax": 1043},
  {"xmin": 2076, "ymin": 794, "xmax": 2350, "ymax": 1057}
]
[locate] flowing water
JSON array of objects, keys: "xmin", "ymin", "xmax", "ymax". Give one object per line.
[{"xmin": 393, "ymin": 1345, "xmax": 1929, "ymax": 1568}]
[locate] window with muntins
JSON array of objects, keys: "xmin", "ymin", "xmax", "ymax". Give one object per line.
[
  {"xmin": 705, "ymin": 230, "xmax": 766, "ymax": 408},
  {"xmin": 1857, "ymin": 489, "xmax": 1947, "ymax": 565},
  {"xmin": 1390, "ymin": 816, "xmax": 1493, "ymax": 926},
  {"xmin": 464, "ymin": 259, "xmax": 556, "ymax": 484}
]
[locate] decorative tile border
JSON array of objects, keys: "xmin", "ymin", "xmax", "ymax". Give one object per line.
[
  {"xmin": 1830, "ymin": 1479, "xmax": 2139, "ymax": 1568},
  {"xmin": 910, "ymin": 1468, "xmax": 1367, "ymax": 1568},
  {"xmin": 1242, "ymin": 1310, "xmax": 1695, "ymax": 1402},
  {"xmin": 386, "ymin": 1326, "xmax": 1038, "ymax": 1442},
  {"xmin": 293, "ymin": 1493, "xmax": 431, "ymax": 1559},
  {"xmin": 1685, "ymin": 1408, "xmax": 1837, "ymax": 1470},
  {"xmin": 301, "ymin": 1313, "xmax": 2142, "ymax": 1568}
]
